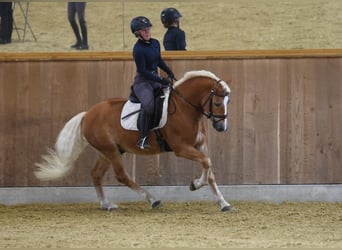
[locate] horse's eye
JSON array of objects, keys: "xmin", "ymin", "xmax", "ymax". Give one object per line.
[{"xmin": 214, "ymin": 102, "xmax": 221, "ymax": 107}]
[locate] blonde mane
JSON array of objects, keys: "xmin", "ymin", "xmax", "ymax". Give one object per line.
[{"xmin": 173, "ymin": 70, "xmax": 231, "ymax": 93}]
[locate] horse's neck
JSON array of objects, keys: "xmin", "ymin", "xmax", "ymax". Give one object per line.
[
  {"xmin": 172, "ymin": 81, "xmax": 207, "ymax": 125},
  {"xmin": 175, "ymin": 79, "xmax": 208, "ymax": 105}
]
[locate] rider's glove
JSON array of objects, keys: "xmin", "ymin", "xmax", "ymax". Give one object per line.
[
  {"xmin": 160, "ymin": 77, "xmax": 172, "ymax": 86},
  {"xmin": 168, "ymin": 71, "xmax": 175, "ymax": 80}
]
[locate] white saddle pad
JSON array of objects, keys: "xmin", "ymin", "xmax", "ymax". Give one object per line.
[{"xmin": 120, "ymin": 88, "xmax": 170, "ymax": 131}]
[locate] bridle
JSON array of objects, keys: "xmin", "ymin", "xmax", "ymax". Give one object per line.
[{"xmin": 169, "ymin": 78, "xmax": 230, "ymax": 125}]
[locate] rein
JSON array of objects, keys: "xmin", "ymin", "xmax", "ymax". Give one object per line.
[{"xmin": 168, "ymin": 79, "xmax": 228, "ymax": 122}]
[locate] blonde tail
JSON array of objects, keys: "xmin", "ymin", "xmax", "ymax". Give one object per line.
[{"xmin": 35, "ymin": 112, "xmax": 88, "ymax": 181}]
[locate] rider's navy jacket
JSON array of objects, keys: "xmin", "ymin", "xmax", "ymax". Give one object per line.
[{"xmin": 133, "ymin": 38, "xmax": 172, "ymax": 82}]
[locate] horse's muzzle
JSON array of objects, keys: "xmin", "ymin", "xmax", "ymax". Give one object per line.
[{"xmin": 213, "ymin": 119, "xmax": 228, "ymax": 132}]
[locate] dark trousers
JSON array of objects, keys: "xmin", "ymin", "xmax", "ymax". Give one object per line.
[
  {"xmin": 68, "ymin": 2, "xmax": 87, "ymax": 45},
  {"xmin": 0, "ymin": 2, "xmax": 13, "ymax": 42}
]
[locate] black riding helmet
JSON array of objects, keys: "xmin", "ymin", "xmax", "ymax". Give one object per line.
[
  {"xmin": 130, "ymin": 16, "xmax": 152, "ymax": 35},
  {"xmin": 161, "ymin": 8, "xmax": 182, "ymax": 27}
]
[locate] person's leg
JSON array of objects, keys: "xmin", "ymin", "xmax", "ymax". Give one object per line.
[
  {"xmin": 0, "ymin": 2, "xmax": 13, "ymax": 44},
  {"xmin": 133, "ymin": 79, "xmax": 155, "ymax": 150},
  {"xmin": 7, "ymin": 2, "xmax": 13, "ymax": 42},
  {"xmin": 0, "ymin": 3, "xmax": 5, "ymax": 41},
  {"xmin": 75, "ymin": 2, "xmax": 88, "ymax": 49},
  {"xmin": 68, "ymin": 2, "xmax": 82, "ymax": 48}
]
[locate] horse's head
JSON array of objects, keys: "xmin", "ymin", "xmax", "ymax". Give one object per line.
[
  {"xmin": 174, "ymin": 70, "xmax": 231, "ymax": 132},
  {"xmin": 203, "ymin": 76, "xmax": 231, "ymax": 132}
]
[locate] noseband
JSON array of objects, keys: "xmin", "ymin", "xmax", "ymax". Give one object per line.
[
  {"xmin": 202, "ymin": 82, "xmax": 229, "ymax": 123},
  {"xmin": 171, "ymin": 79, "xmax": 229, "ymax": 125}
]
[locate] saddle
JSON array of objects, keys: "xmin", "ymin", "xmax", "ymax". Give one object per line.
[{"xmin": 120, "ymin": 87, "xmax": 170, "ymax": 131}]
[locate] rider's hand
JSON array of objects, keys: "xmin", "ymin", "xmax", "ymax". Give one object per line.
[
  {"xmin": 168, "ymin": 72, "xmax": 175, "ymax": 80},
  {"xmin": 160, "ymin": 77, "xmax": 171, "ymax": 86}
]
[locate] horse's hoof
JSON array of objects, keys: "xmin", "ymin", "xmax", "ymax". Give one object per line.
[
  {"xmin": 221, "ymin": 205, "xmax": 234, "ymax": 212},
  {"xmin": 189, "ymin": 181, "xmax": 196, "ymax": 191},
  {"xmin": 101, "ymin": 203, "xmax": 118, "ymax": 211},
  {"xmin": 107, "ymin": 205, "xmax": 118, "ymax": 211},
  {"xmin": 151, "ymin": 200, "xmax": 162, "ymax": 209}
]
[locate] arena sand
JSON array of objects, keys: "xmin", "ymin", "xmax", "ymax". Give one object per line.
[
  {"xmin": 0, "ymin": 201, "xmax": 341, "ymax": 248},
  {"xmin": 0, "ymin": 202, "xmax": 342, "ymax": 248}
]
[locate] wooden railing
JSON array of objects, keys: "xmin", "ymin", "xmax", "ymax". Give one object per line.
[{"xmin": 1, "ymin": 50, "xmax": 341, "ymax": 187}]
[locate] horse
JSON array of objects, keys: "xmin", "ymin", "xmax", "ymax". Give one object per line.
[{"xmin": 34, "ymin": 70, "xmax": 232, "ymax": 212}]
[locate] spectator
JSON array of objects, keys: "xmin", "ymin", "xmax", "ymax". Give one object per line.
[
  {"xmin": 130, "ymin": 16, "xmax": 175, "ymax": 150},
  {"xmin": 160, "ymin": 7, "xmax": 186, "ymax": 50},
  {"xmin": 68, "ymin": 2, "xmax": 88, "ymax": 50},
  {"xmin": 0, "ymin": 2, "xmax": 13, "ymax": 44}
]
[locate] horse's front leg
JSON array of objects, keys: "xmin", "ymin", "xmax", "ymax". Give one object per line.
[
  {"xmin": 91, "ymin": 156, "xmax": 119, "ymax": 210},
  {"xmin": 207, "ymin": 168, "xmax": 232, "ymax": 211},
  {"xmin": 174, "ymin": 144, "xmax": 232, "ymax": 212},
  {"xmin": 190, "ymin": 163, "xmax": 232, "ymax": 212},
  {"xmin": 189, "ymin": 163, "xmax": 210, "ymax": 191}
]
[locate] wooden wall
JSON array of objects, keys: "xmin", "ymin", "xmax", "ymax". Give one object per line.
[{"xmin": 0, "ymin": 50, "xmax": 341, "ymax": 187}]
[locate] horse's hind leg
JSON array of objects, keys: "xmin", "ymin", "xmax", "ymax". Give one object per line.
[
  {"xmin": 91, "ymin": 155, "xmax": 118, "ymax": 210},
  {"xmin": 105, "ymin": 151, "xmax": 161, "ymax": 209}
]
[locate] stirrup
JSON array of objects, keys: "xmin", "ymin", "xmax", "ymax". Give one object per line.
[{"xmin": 136, "ymin": 137, "xmax": 150, "ymax": 150}]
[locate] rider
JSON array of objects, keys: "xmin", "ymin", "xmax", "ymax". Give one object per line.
[
  {"xmin": 130, "ymin": 16, "xmax": 175, "ymax": 150},
  {"xmin": 161, "ymin": 7, "xmax": 186, "ymax": 51}
]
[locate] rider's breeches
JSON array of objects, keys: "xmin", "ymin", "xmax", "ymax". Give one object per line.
[{"xmin": 133, "ymin": 75, "xmax": 162, "ymax": 115}]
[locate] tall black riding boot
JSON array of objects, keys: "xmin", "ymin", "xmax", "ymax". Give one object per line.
[
  {"xmin": 78, "ymin": 20, "xmax": 89, "ymax": 50},
  {"xmin": 69, "ymin": 20, "xmax": 82, "ymax": 48},
  {"xmin": 136, "ymin": 112, "xmax": 151, "ymax": 150}
]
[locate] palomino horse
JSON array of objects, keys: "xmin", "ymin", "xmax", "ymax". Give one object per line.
[{"xmin": 35, "ymin": 70, "xmax": 232, "ymax": 211}]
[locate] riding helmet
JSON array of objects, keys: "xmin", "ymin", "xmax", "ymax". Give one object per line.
[
  {"xmin": 130, "ymin": 16, "xmax": 152, "ymax": 34},
  {"xmin": 161, "ymin": 7, "xmax": 182, "ymax": 26}
]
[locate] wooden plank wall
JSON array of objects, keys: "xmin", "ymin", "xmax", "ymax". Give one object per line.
[{"xmin": 0, "ymin": 51, "xmax": 341, "ymax": 187}]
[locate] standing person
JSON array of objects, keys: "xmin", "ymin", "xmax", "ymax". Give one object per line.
[
  {"xmin": 160, "ymin": 7, "xmax": 186, "ymax": 51},
  {"xmin": 0, "ymin": 1, "xmax": 13, "ymax": 44},
  {"xmin": 68, "ymin": 2, "xmax": 88, "ymax": 50},
  {"xmin": 130, "ymin": 16, "xmax": 175, "ymax": 150}
]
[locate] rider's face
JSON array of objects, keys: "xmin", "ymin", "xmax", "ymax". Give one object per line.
[{"xmin": 139, "ymin": 27, "xmax": 151, "ymax": 41}]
